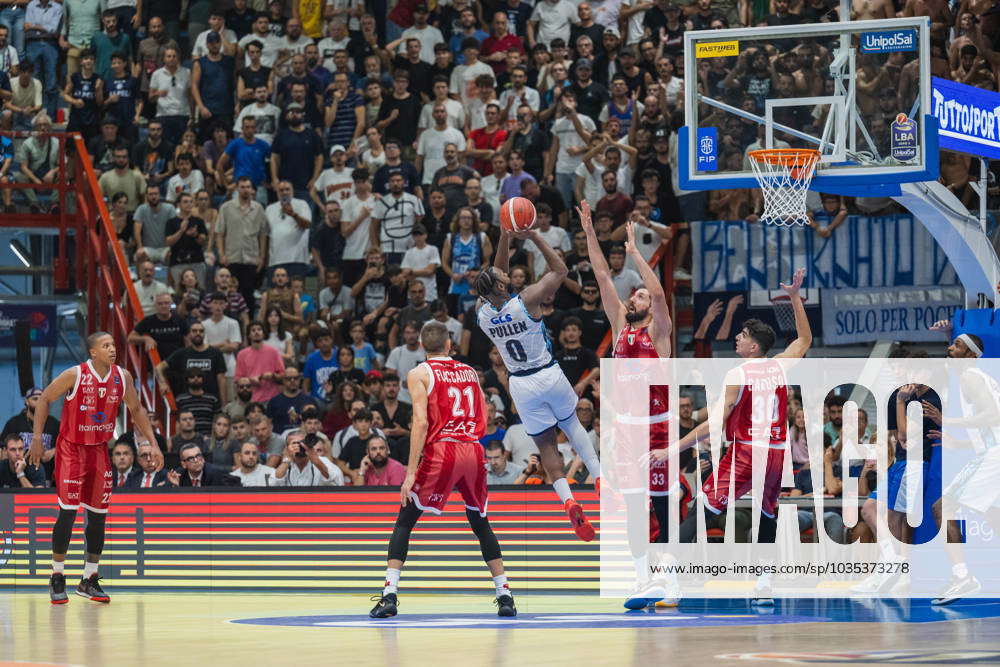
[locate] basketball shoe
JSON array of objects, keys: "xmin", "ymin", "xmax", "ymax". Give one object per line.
[{"xmin": 565, "ymin": 499, "xmax": 595, "ymax": 541}]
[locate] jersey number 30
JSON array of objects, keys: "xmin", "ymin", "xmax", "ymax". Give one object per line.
[{"xmin": 447, "ymin": 386, "xmax": 477, "ymax": 418}]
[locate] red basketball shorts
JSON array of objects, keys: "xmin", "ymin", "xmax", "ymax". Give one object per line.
[
  {"xmin": 410, "ymin": 441, "xmax": 489, "ymax": 516},
  {"xmin": 701, "ymin": 443, "xmax": 785, "ymax": 518},
  {"xmin": 55, "ymin": 435, "xmax": 112, "ymax": 513}
]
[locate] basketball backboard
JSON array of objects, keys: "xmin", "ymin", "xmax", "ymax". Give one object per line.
[{"xmin": 679, "ymin": 18, "xmax": 938, "ymax": 197}]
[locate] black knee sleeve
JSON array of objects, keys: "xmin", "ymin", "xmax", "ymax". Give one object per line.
[
  {"xmin": 466, "ymin": 509, "xmax": 502, "ymax": 562},
  {"xmin": 387, "ymin": 503, "xmax": 422, "ymax": 563},
  {"xmin": 52, "ymin": 508, "xmax": 76, "ymax": 555},
  {"xmin": 85, "ymin": 510, "xmax": 107, "ymax": 556},
  {"xmin": 652, "ymin": 496, "xmax": 670, "ymax": 544},
  {"xmin": 757, "ymin": 513, "xmax": 778, "ymax": 544}
]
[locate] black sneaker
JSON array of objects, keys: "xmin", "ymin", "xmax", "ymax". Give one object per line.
[
  {"xmin": 49, "ymin": 573, "xmax": 68, "ymax": 605},
  {"xmin": 495, "ymin": 593, "xmax": 517, "ymax": 617},
  {"xmin": 76, "ymin": 574, "xmax": 110, "ymax": 603},
  {"xmin": 369, "ymin": 592, "xmax": 398, "ymax": 618}
]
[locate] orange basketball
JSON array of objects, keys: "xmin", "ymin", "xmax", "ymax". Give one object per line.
[{"xmin": 499, "ymin": 196, "xmax": 537, "ymax": 232}]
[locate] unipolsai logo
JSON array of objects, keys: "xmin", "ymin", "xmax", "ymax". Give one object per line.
[{"xmin": 860, "ymin": 29, "xmax": 917, "ymax": 53}]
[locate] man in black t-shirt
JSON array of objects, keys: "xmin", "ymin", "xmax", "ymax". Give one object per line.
[
  {"xmin": 158, "ymin": 321, "xmax": 227, "ymax": 399},
  {"xmin": 568, "ymin": 280, "xmax": 611, "ymax": 350},
  {"xmin": 337, "ymin": 408, "xmax": 377, "ymax": 471},
  {"xmin": 129, "ymin": 291, "xmax": 190, "ymax": 361},
  {"xmin": 1, "ymin": 387, "xmax": 59, "ymax": 478},
  {"xmin": 555, "ymin": 317, "xmax": 598, "ymax": 389}
]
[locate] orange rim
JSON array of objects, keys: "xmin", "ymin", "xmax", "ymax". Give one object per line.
[{"xmin": 747, "ymin": 148, "xmax": 820, "ymax": 168}]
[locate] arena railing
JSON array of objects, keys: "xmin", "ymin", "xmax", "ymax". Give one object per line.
[
  {"xmin": 0, "ymin": 131, "xmax": 176, "ymax": 438},
  {"xmin": 69, "ymin": 134, "xmax": 177, "ymax": 439}
]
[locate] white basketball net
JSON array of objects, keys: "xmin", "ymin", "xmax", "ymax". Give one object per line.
[
  {"xmin": 771, "ymin": 295, "xmax": 807, "ymax": 334},
  {"xmin": 748, "ymin": 149, "xmax": 821, "ymax": 227}
]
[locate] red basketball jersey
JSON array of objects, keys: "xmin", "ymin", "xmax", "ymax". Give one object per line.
[
  {"xmin": 725, "ymin": 358, "xmax": 788, "ymax": 447},
  {"xmin": 61, "ymin": 361, "xmax": 127, "ymax": 446},
  {"xmin": 613, "ymin": 324, "xmax": 669, "ymax": 420},
  {"xmin": 423, "ymin": 357, "xmax": 487, "ymax": 444}
]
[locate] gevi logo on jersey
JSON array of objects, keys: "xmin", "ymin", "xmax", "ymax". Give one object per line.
[{"xmin": 490, "ymin": 314, "xmax": 513, "ymax": 325}]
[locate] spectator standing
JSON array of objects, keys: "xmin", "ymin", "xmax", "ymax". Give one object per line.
[
  {"xmin": 0, "ymin": 0, "xmax": 25, "ymax": 63},
  {"xmin": 191, "ymin": 31, "xmax": 236, "ymax": 143},
  {"xmin": 607, "ymin": 244, "xmax": 642, "ymax": 299},
  {"xmin": 191, "ymin": 9, "xmax": 237, "ymax": 59},
  {"xmin": 391, "ymin": 36, "xmax": 434, "ymax": 99},
  {"xmin": 499, "ymin": 149, "xmax": 535, "ymax": 203},
  {"xmin": 236, "ymin": 321, "xmax": 286, "ymax": 403},
  {"xmin": 202, "ymin": 291, "xmax": 242, "ymax": 391},
  {"xmin": 90, "ymin": 10, "xmax": 130, "ymax": 80},
  {"xmin": 148, "ymin": 47, "xmax": 191, "ymax": 146},
  {"xmin": 376, "ymin": 70, "xmax": 421, "ymax": 157},
  {"xmin": 270, "ymin": 103, "xmax": 324, "ymax": 202},
  {"xmin": 567, "ymin": 280, "xmax": 610, "ymax": 349},
  {"xmin": 324, "ymin": 70, "xmax": 364, "ymax": 151},
  {"xmin": 216, "ymin": 117, "xmax": 271, "ymax": 205},
  {"xmin": 313, "ymin": 145, "xmax": 353, "ymax": 207},
  {"xmin": 103, "ymin": 52, "xmax": 141, "ymax": 141},
  {"xmin": 385, "ymin": 322, "xmax": 426, "ymax": 403},
  {"xmin": 266, "ymin": 180, "xmax": 312, "ymax": 278},
  {"xmin": 236, "ymin": 40, "xmax": 274, "ymax": 106},
  {"xmin": 521, "ymin": 203, "xmax": 570, "ymax": 277},
  {"xmin": 303, "ymin": 328, "xmax": 338, "ymax": 403},
  {"xmin": 5, "ymin": 62, "xmax": 42, "ymax": 131},
  {"xmin": 14, "ymin": 114, "xmax": 58, "ymax": 212},
  {"xmin": 238, "ymin": 14, "xmax": 282, "ymax": 68},
  {"xmin": 234, "ymin": 85, "xmax": 281, "ymax": 146},
  {"xmin": 175, "ymin": 369, "xmax": 222, "ymax": 435},
  {"xmin": 396, "ymin": 4, "xmax": 441, "ymax": 65},
  {"xmin": 528, "ymin": 0, "xmax": 577, "ymax": 48},
  {"xmin": 371, "ymin": 172, "xmax": 424, "ymax": 264},
  {"xmin": 132, "ymin": 260, "xmax": 172, "ymax": 316},
  {"xmin": 23, "ymin": 0, "xmax": 62, "ymax": 118},
  {"xmin": 338, "ymin": 169, "xmax": 376, "ymax": 285},
  {"xmin": 372, "ymin": 139, "xmax": 422, "ymax": 197},
  {"xmin": 232, "ymin": 442, "xmax": 276, "ymax": 486},
  {"xmin": 165, "ymin": 153, "xmax": 205, "ymax": 204},
  {"xmin": 547, "ymin": 93, "xmax": 595, "ymax": 208},
  {"xmin": 450, "ymin": 38, "xmax": 492, "ymax": 106},
  {"xmin": 157, "ymin": 320, "xmax": 226, "ymax": 397},
  {"xmin": 416, "ymin": 103, "xmax": 466, "ymax": 186},
  {"xmin": 99, "ymin": 146, "xmax": 146, "ymax": 212},
  {"xmin": 133, "ymin": 118, "xmax": 174, "ymax": 192},
  {"xmin": 595, "ymin": 171, "xmax": 634, "ymax": 227},
  {"xmin": 482, "ymin": 12, "xmax": 524, "ymax": 76},
  {"xmin": 554, "ymin": 316, "xmax": 598, "ymax": 390},
  {"xmin": 431, "ymin": 144, "xmax": 478, "ymax": 212},
  {"xmin": 419, "ymin": 76, "xmax": 466, "ymax": 132},
  {"xmin": 133, "ymin": 183, "xmax": 177, "ymax": 265},
  {"xmin": 163, "ymin": 193, "xmax": 208, "ymax": 287},
  {"xmin": 401, "ymin": 224, "xmax": 441, "ymax": 302},
  {"xmin": 128, "ymin": 290, "xmax": 189, "ymax": 361},
  {"xmin": 216, "ymin": 177, "xmax": 268, "ymax": 313},
  {"xmin": 199, "ymin": 267, "xmax": 250, "ymax": 330},
  {"xmin": 136, "ymin": 17, "xmax": 178, "ymax": 94},
  {"xmin": 58, "ymin": 0, "xmax": 100, "ymax": 78},
  {"xmin": 498, "ymin": 67, "xmax": 540, "ymax": 123}
]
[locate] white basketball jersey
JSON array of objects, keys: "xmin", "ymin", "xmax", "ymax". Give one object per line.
[
  {"xmin": 962, "ymin": 368, "xmax": 1000, "ymax": 453},
  {"xmin": 477, "ymin": 295, "xmax": 553, "ymax": 374}
]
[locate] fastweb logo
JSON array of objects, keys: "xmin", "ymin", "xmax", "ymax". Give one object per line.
[{"xmin": 859, "ymin": 29, "xmax": 917, "ymax": 53}]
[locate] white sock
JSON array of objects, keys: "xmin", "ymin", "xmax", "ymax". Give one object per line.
[
  {"xmin": 83, "ymin": 562, "xmax": 98, "ymax": 578},
  {"xmin": 633, "ymin": 554, "xmax": 649, "ymax": 582},
  {"xmin": 560, "ymin": 417, "xmax": 601, "ymax": 481},
  {"xmin": 553, "ymin": 478, "xmax": 573, "ymax": 504},
  {"xmin": 953, "ymin": 562, "xmax": 969, "ymax": 579},
  {"xmin": 878, "ymin": 538, "xmax": 898, "ymax": 562},
  {"xmin": 383, "ymin": 567, "xmax": 401, "ymax": 595},
  {"xmin": 493, "ymin": 574, "xmax": 509, "ymax": 596},
  {"xmin": 52, "ymin": 560, "xmax": 64, "ymax": 574}
]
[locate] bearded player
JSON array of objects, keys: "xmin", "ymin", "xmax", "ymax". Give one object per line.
[
  {"xmin": 370, "ymin": 321, "xmax": 515, "ymax": 618},
  {"xmin": 28, "ymin": 332, "xmax": 161, "ymax": 604},
  {"xmin": 579, "ymin": 202, "xmax": 684, "ymax": 608},
  {"xmin": 473, "ymin": 228, "xmax": 600, "ymax": 541},
  {"xmin": 659, "ymin": 267, "xmax": 811, "ymax": 604}
]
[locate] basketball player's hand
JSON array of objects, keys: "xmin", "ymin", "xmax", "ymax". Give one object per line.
[
  {"xmin": 400, "ymin": 471, "xmax": 416, "ymax": 506},
  {"xmin": 27, "ymin": 439, "xmax": 43, "ymax": 467},
  {"xmin": 624, "ymin": 221, "xmax": 638, "ymax": 255},
  {"xmin": 647, "ymin": 447, "xmax": 670, "ymax": 464},
  {"xmin": 704, "ymin": 299, "xmax": 723, "ymax": 322},
  {"xmin": 726, "ymin": 294, "xmax": 744, "ymax": 313},
  {"xmin": 576, "ymin": 200, "xmax": 592, "ymax": 231},
  {"xmin": 922, "ymin": 400, "xmax": 942, "ymax": 425},
  {"xmin": 929, "ymin": 319, "xmax": 952, "ymax": 334},
  {"xmin": 779, "ymin": 267, "xmax": 806, "ymax": 298}
]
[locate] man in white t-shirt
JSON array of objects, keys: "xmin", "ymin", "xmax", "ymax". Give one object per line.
[
  {"xmin": 400, "ymin": 224, "xmax": 441, "ymax": 301},
  {"xmin": 312, "ymin": 145, "xmax": 354, "ymax": 208},
  {"xmin": 339, "ymin": 168, "xmax": 376, "ymax": 283},
  {"xmin": 418, "ymin": 76, "xmax": 466, "ymax": 131},
  {"xmin": 233, "ymin": 85, "xmax": 280, "ymax": 144},
  {"xmin": 202, "ymin": 292, "xmax": 242, "ymax": 398},
  {"xmin": 165, "ymin": 153, "xmax": 205, "ymax": 203},
  {"xmin": 450, "ymin": 37, "xmax": 493, "ymax": 105},
  {"xmin": 371, "ymin": 172, "xmax": 424, "ymax": 264},
  {"xmin": 529, "ymin": 0, "xmax": 578, "ymax": 47},
  {"xmin": 608, "ymin": 243, "xmax": 643, "ymax": 300},
  {"xmin": 396, "ymin": 4, "xmax": 443, "ymax": 64},
  {"xmin": 232, "ymin": 442, "xmax": 277, "ymax": 487},
  {"xmin": 191, "ymin": 11, "xmax": 238, "ymax": 58},
  {"xmin": 521, "ymin": 203, "xmax": 571, "ymax": 277},
  {"xmin": 498, "ymin": 65, "xmax": 541, "ymax": 121},
  {"xmin": 266, "ymin": 180, "xmax": 313, "ymax": 276},
  {"xmin": 548, "ymin": 92, "xmax": 595, "ymax": 210},
  {"xmin": 575, "ymin": 142, "xmax": 632, "ymax": 208},
  {"xmin": 238, "ymin": 15, "xmax": 282, "ymax": 67},
  {"xmin": 385, "ymin": 322, "xmax": 427, "ymax": 404},
  {"xmin": 416, "ymin": 103, "xmax": 466, "ymax": 186}
]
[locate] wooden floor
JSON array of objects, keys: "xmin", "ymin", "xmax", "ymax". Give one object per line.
[{"xmin": 3, "ymin": 592, "xmax": 1000, "ymax": 666}]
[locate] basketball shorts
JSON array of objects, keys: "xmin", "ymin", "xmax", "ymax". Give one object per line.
[
  {"xmin": 55, "ymin": 435, "xmax": 112, "ymax": 513},
  {"xmin": 410, "ymin": 440, "xmax": 489, "ymax": 516},
  {"xmin": 701, "ymin": 443, "xmax": 785, "ymax": 518},
  {"xmin": 944, "ymin": 446, "xmax": 1000, "ymax": 514},
  {"xmin": 508, "ymin": 364, "xmax": 579, "ymax": 437}
]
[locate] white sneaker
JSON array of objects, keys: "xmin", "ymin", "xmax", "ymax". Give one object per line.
[
  {"xmin": 850, "ymin": 568, "xmax": 902, "ymax": 596},
  {"xmin": 673, "ymin": 268, "xmax": 692, "ymax": 281},
  {"xmin": 750, "ymin": 582, "xmax": 774, "ymax": 606},
  {"xmin": 932, "ymin": 575, "xmax": 981, "ymax": 605},
  {"xmin": 655, "ymin": 581, "xmax": 682, "ymax": 608},
  {"xmin": 624, "ymin": 580, "xmax": 666, "ymax": 610},
  {"xmin": 890, "ymin": 572, "xmax": 911, "ymax": 594}
]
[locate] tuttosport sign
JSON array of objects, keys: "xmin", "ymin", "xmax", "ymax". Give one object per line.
[
  {"xmin": 821, "ymin": 286, "xmax": 963, "ymax": 345},
  {"xmin": 931, "ymin": 77, "xmax": 1000, "ymax": 160}
]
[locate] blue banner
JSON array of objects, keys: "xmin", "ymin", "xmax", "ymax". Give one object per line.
[
  {"xmin": 0, "ymin": 304, "xmax": 58, "ymax": 347},
  {"xmin": 931, "ymin": 77, "xmax": 1000, "ymax": 160},
  {"xmin": 696, "ymin": 127, "xmax": 718, "ymax": 172},
  {"xmin": 821, "ymin": 286, "xmax": 963, "ymax": 345},
  {"xmin": 692, "ymin": 215, "xmax": 958, "ymax": 292},
  {"xmin": 859, "ymin": 29, "xmax": 918, "ymax": 53}
]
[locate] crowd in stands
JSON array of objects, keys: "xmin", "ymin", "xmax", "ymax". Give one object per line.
[{"xmin": 0, "ymin": 0, "xmax": 994, "ymax": 512}]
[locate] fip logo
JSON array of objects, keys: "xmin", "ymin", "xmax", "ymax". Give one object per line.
[
  {"xmin": 490, "ymin": 314, "xmax": 513, "ymax": 325},
  {"xmin": 696, "ymin": 127, "xmax": 718, "ymax": 172},
  {"xmin": 860, "ymin": 29, "xmax": 917, "ymax": 54}
]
